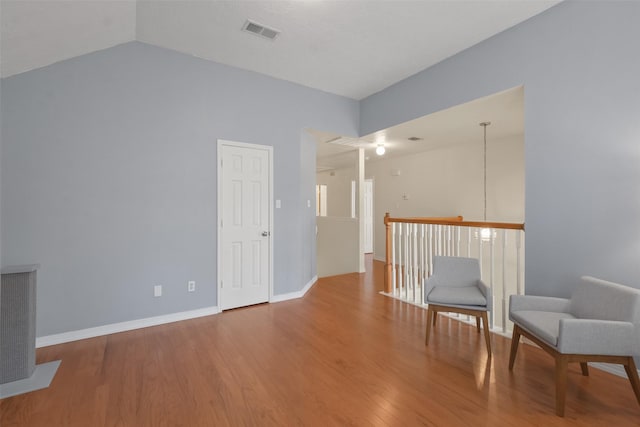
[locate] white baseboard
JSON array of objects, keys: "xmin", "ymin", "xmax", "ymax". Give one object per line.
[
  {"xmin": 36, "ymin": 306, "xmax": 220, "ymax": 348},
  {"xmin": 36, "ymin": 276, "xmax": 319, "ymax": 348},
  {"xmin": 373, "ymin": 255, "xmax": 385, "ymax": 263},
  {"xmin": 513, "ymin": 350, "xmax": 638, "ymax": 379},
  {"xmin": 590, "ymin": 363, "xmax": 631, "ymax": 378},
  {"xmin": 271, "ymin": 275, "xmax": 318, "ymax": 303}
]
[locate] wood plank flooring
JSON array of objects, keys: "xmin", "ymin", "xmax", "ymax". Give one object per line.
[{"xmin": 2, "ymin": 257, "xmax": 640, "ymax": 426}]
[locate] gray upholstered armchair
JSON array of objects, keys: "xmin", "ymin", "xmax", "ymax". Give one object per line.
[
  {"xmin": 424, "ymin": 256, "xmax": 492, "ymax": 355},
  {"xmin": 509, "ymin": 275, "xmax": 640, "ymax": 416}
]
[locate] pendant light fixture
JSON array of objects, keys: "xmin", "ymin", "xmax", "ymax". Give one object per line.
[{"xmin": 480, "ymin": 121, "xmax": 492, "ymax": 241}]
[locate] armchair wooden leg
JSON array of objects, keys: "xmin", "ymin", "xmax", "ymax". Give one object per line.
[
  {"xmin": 425, "ymin": 307, "xmax": 434, "ymax": 346},
  {"xmin": 580, "ymin": 362, "xmax": 589, "ymax": 376},
  {"xmin": 475, "ymin": 317, "xmax": 481, "ymax": 333},
  {"xmin": 480, "ymin": 311, "xmax": 491, "ymax": 356},
  {"xmin": 623, "ymin": 357, "xmax": 640, "ymax": 405},
  {"xmin": 555, "ymin": 355, "xmax": 569, "ymax": 417},
  {"xmin": 432, "ymin": 312, "xmax": 437, "ymax": 326},
  {"xmin": 509, "ymin": 325, "xmax": 521, "ymax": 370}
]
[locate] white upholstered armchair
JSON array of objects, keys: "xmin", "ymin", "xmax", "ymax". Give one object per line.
[{"xmin": 509, "ymin": 275, "xmax": 640, "ymax": 416}]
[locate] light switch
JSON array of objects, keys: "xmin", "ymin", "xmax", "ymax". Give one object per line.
[
  {"xmin": 276, "ymin": 199, "xmax": 281, "ymax": 209},
  {"xmin": 307, "ymin": 200, "xmax": 311, "ymax": 208}
]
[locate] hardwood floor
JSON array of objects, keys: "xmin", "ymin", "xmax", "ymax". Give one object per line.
[{"xmin": 2, "ymin": 257, "xmax": 640, "ymax": 426}]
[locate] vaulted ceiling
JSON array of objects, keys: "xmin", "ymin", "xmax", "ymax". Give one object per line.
[{"xmin": 1, "ymin": 0, "xmax": 559, "ymax": 100}]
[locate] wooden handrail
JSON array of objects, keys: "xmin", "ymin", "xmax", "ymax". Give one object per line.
[
  {"xmin": 386, "ymin": 216, "xmax": 464, "ymax": 223},
  {"xmin": 384, "ymin": 214, "xmax": 524, "ymax": 231},
  {"xmin": 383, "ymin": 213, "xmax": 525, "ymax": 292}
]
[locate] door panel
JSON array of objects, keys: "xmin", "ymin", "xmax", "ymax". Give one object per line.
[{"xmin": 220, "ymin": 143, "xmax": 270, "ymax": 310}]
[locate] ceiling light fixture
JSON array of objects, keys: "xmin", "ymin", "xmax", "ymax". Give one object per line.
[
  {"xmin": 479, "ymin": 121, "xmax": 493, "ymax": 241},
  {"xmin": 376, "ymin": 144, "xmax": 386, "ymax": 156}
]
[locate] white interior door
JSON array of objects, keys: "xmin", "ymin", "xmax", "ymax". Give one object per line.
[
  {"xmin": 218, "ymin": 141, "xmax": 272, "ymax": 310},
  {"xmin": 364, "ymin": 179, "xmax": 373, "ymax": 253}
]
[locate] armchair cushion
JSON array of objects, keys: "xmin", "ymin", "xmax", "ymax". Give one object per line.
[
  {"xmin": 510, "ymin": 310, "xmax": 575, "ymax": 347},
  {"xmin": 428, "ymin": 286, "xmax": 487, "ymax": 307}
]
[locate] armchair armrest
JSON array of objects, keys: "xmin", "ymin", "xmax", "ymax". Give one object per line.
[
  {"xmin": 509, "ymin": 295, "xmax": 570, "ymax": 315},
  {"xmin": 423, "ymin": 276, "xmax": 440, "ymax": 300},
  {"xmin": 557, "ymin": 319, "xmax": 636, "ymax": 355},
  {"xmin": 477, "ymin": 279, "xmax": 492, "ymax": 312}
]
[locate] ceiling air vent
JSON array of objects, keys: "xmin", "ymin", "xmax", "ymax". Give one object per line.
[
  {"xmin": 325, "ymin": 137, "xmax": 365, "ymax": 148},
  {"xmin": 242, "ymin": 20, "xmax": 281, "ymax": 41},
  {"xmin": 408, "ymin": 136, "xmax": 423, "ymax": 141}
]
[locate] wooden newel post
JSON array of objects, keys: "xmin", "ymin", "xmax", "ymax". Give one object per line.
[{"xmin": 384, "ymin": 213, "xmax": 392, "ymax": 293}]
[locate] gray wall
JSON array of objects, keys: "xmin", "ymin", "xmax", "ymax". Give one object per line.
[
  {"xmin": 0, "ymin": 77, "xmax": 3, "ymax": 271},
  {"xmin": 0, "ymin": 4, "xmax": 3, "ymax": 273},
  {"xmin": 1, "ymin": 42, "xmax": 358, "ymax": 336},
  {"xmin": 361, "ymin": 1, "xmax": 640, "ymax": 297}
]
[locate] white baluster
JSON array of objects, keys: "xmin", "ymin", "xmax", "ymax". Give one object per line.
[
  {"xmin": 443, "ymin": 226, "xmax": 448, "ymax": 256},
  {"xmin": 489, "ymin": 229, "xmax": 495, "ymax": 329},
  {"xmin": 413, "ymin": 224, "xmax": 420, "ymax": 303},
  {"xmin": 428, "ymin": 224, "xmax": 433, "ymax": 276},
  {"xmin": 407, "ymin": 224, "xmax": 413, "ymax": 301},
  {"xmin": 408, "ymin": 223, "xmax": 413, "ymax": 302},
  {"xmin": 398, "ymin": 223, "xmax": 402, "ymax": 298},
  {"xmin": 408, "ymin": 223, "xmax": 411, "ymax": 300},
  {"xmin": 501, "ymin": 229, "xmax": 507, "ymax": 333},
  {"xmin": 420, "ymin": 224, "xmax": 425, "ymax": 304},
  {"xmin": 404, "ymin": 223, "xmax": 409, "ymax": 300},
  {"xmin": 478, "ymin": 228, "xmax": 483, "ymax": 277},
  {"xmin": 408, "ymin": 223, "xmax": 412, "ymax": 300},
  {"xmin": 516, "ymin": 230, "xmax": 523, "ymax": 295},
  {"xmin": 391, "ymin": 222, "xmax": 396, "ymax": 294},
  {"xmin": 397, "ymin": 223, "xmax": 403, "ymax": 297}
]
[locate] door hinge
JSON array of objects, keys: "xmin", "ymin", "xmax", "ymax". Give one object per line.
[{"xmin": 220, "ymin": 280, "xmax": 223, "ymax": 289}]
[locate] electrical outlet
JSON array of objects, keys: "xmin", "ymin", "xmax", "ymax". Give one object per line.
[
  {"xmin": 188, "ymin": 281, "xmax": 196, "ymax": 292},
  {"xmin": 154, "ymin": 285, "xmax": 162, "ymax": 297}
]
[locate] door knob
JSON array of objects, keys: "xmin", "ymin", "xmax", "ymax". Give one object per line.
[{"xmin": 262, "ymin": 231, "xmax": 270, "ymax": 237}]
